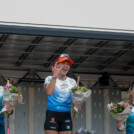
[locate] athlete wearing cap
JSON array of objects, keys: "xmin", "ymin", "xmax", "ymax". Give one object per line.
[
  {"xmin": 44, "ymin": 54, "xmax": 81, "ymax": 134},
  {"xmin": 0, "ymin": 86, "xmax": 13, "ymax": 134}
]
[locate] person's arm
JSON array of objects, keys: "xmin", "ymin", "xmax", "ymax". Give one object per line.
[
  {"xmin": 45, "ymin": 62, "xmax": 62, "ymax": 96},
  {"xmin": 45, "ymin": 79, "xmax": 57, "ymax": 96}
]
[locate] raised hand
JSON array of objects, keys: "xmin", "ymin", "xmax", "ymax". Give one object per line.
[{"xmin": 52, "ymin": 62, "xmax": 62, "ymax": 76}]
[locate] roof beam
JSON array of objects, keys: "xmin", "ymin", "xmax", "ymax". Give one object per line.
[
  {"xmin": 97, "ymin": 43, "xmax": 134, "ymax": 70},
  {"xmin": 18, "ymin": 71, "xmax": 42, "ymax": 83},
  {"xmin": 0, "ymin": 60, "xmax": 132, "ymax": 68},
  {"xmin": 16, "ymin": 37, "xmax": 44, "ymax": 66},
  {"xmin": 72, "ymin": 41, "xmax": 108, "ymax": 68},
  {"xmin": 44, "ymin": 38, "xmax": 76, "ymax": 67},
  {"xmin": 0, "ymin": 34, "xmax": 9, "ymax": 48},
  {"xmin": 122, "ymin": 60, "xmax": 134, "ymax": 71},
  {"xmin": 0, "ymin": 67, "xmax": 134, "ymax": 76}
]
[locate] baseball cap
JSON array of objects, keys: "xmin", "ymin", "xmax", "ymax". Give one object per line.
[{"xmin": 57, "ymin": 54, "xmax": 73, "ymax": 66}]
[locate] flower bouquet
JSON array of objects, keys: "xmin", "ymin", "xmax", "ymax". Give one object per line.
[
  {"xmin": 0, "ymin": 80, "xmax": 23, "ymax": 114},
  {"xmin": 71, "ymin": 86, "xmax": 91, "ymax": 114},
  {"xmin": 107, "ymin": 101, "xmax": 132, "ymax": 131}
]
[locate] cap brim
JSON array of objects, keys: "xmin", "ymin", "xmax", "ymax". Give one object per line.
[{"xmin": 57, "ymin": 57, "xmax": 73, "ymax": 66}]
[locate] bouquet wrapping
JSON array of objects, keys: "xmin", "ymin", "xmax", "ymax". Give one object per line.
[
  {"xmin": 71, "ymin": 86, "xmax": 91, "ymax": 113},
  {"xmin": 0, "ymin": 80, "xmax": 23, "ymax": 114},
  {"xmin": 107, "ymin": 101, "xmax": 132, "ymax": 131}
]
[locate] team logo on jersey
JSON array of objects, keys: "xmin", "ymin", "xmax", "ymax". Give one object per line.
[
  {"xmin": 60, "ymin": 84, "xmax": 68, "ymax": 89},
  {"xmin": 69, "ymin": 79, "xmax": 74, "ymax": 84}
]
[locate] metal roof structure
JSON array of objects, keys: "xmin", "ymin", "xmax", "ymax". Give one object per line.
[{"xmin": 0, "ymin": 33, "xmax": 133, "ymax": 85}]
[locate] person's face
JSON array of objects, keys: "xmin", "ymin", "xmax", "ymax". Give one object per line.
[
  {"xmin": 57, "ymin": 61, "xmax": 70, "ymax": 75},
  {"xmin": 130, "ymin": 87, "xmax": 134, "ymax": 97}
]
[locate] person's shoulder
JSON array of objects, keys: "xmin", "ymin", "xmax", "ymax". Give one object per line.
[
  {"xmin": 45, "ymin": 76, "xmax": 52, "ymax": 83},
  {"xmin": 67, "ymin": 77, "xmax": 76, "ymax": 83}
]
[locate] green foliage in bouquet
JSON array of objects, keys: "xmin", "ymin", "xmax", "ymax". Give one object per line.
[
  {"xmin": 110, "ymin": 102, "xmax": 124, "ymax": 114},
  {"xmin": 71, "ymin": 86, "xmax": 87, "ymax": 93},
  {"xmin": 5, "ymin": 80, "xmax": 23, "ymax": 100},
  {"xmin": 71, "ymin": 109, "xmax": 77, "ymax": 114},
  {"xmin": 109, "ymin": 102, "xmax": 132, "ymax": 114},
  {"xmin": 3, "ymin": 111, "xmax": 8, "ymax": 116},
  {"xmin": 5, "ymin": 80, "xmax": 22, "ymax": 96},
  {"xmin": 9, "ymin": 86, "xmax": 22, "ymax": 95}
]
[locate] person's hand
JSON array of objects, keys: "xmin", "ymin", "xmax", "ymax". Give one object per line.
[
  {"xmin": 6, "ymin": 105, "xmax": 13, "ymax": 115},
  {"xmin": 75, "ymin": 105, "xmax": 81, "ymax": 112},
  {"xmin": 52, "ymin": 62, "xmax": 62, "ymax": 76},
  {"xmin": 117, "ymin": 120, "xmax": 123, "ymax": 129}
]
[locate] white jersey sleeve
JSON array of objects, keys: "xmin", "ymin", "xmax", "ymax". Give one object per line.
[{"xmin": 44, "ymin": 76, "xmax": 52, "ymax": 86}]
